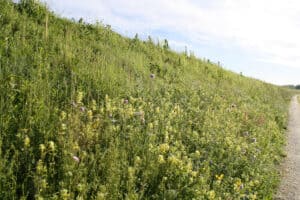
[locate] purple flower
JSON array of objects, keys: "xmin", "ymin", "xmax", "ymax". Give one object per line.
[
  {"xmin": 150, "ymin": 74, "xmax": 155, "ymax": 79},
  {"xmin": 240, "ymin": 184, "xmax": 244, "ymax": 189},
  {"xmin": 72, "ymin": 155, "xmax": 80, "ymax": 163},
  {"xmin": 80, "ymin": 106, "xmax": 86, "ymax": 112}
]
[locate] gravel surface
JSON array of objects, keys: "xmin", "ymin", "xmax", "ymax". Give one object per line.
[{"xmin": 276, "ymin": 96, "xmax": 300, "ymax": 200}]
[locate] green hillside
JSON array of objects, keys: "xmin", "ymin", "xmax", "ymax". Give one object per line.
[{"xmin": 0, "ymin": 0, "xmax": 294, "ymax": 199}]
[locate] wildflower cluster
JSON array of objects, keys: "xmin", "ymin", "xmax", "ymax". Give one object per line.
[{"xmin": 0, "ymin": 1, "xmax": 293, "ymax": 199}]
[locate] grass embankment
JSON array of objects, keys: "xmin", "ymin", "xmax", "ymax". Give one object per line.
[{"xmin": 0, "ymin": 1, "xmax": 294, "ymax": 199}]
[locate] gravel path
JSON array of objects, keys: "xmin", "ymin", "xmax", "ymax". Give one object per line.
[{"xmin": 276, "ymin": 95, "xmax": 300, "ymax": 200}]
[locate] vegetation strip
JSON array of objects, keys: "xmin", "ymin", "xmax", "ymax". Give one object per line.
[{"xmin": 0, "ymin": 0, "xmax": 295, "ymax": 199}]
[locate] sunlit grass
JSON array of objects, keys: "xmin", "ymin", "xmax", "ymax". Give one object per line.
[{"xmin": 0, "ymin": 0, "xmax": 295, "ymax": 199}]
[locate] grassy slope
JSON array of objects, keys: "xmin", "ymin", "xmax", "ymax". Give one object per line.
[{"xmin": 0, "ymin": 0, "xmax": 294, "ymax": 199}]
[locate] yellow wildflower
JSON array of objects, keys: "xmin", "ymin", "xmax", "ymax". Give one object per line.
[
  {"xmin": 91, "ymin": 99, "xmax": 97, "ymax": 111},
  {"xmin": 155, "ymin": 107, "xmax": 160, "ymax": 113},
  {"xmin": 168, "ymin": 155, "xmax": 181, "ymax": 166},
  {"xmin": 215, "ymin": 174, "xmax": 224, "ymax": 181},
  {"xmin": 24, "ymin": 135, "xmax": 30, "ymax": 148},
  {"xmin": 148, "ymin": 123, "xmax": 154, "ymax": 129},
  {"xmin": 158, "ymin": 155, "xmax": 165, "ymax": 164},
  {"xmin": 39, "ymin": 144, "xmax": 46, "ymax": 154},
  {"xmin": 40, "ymin": 179, "xmax": 47, "ymax": 190},
  {"xmin": 73, "ymin": 142, "xmax": 80, "ymax": 151},
  {"xmin": 61, "ymin": 123, "xmax": 67, "ymax": 131},
  {"xmin": 48, "ymin": 141, "xmax": 55, "ymax": 151},
  {"xmin": 208, "ymin": 190, "xmax": 216, "ymax": 200},
  {"xmin": 135, "ymin": 156, "xmax": 141, "ymax": 166},
  {"xmin": 87, "ymin": 110, "xmax": 93, "ymax": 120},
  {"xmin": 60, "ymin": 111, "xmax": 66, "ymax": 120},
  {"xmin": 60, "ymin": 189, "xmax": 70, "ymax": 200},
  {"xmin": 249, "ymin": 194, "xmax": 257, "ymax": 200},
  {"xmin": 36, "ymin": 160, "xmax": 45, "ymax": 174},
  {"xmin": 76, "ymin": 92, "xmax": 84, "ymax": 104},
  {"xmin": 234, "ymin": 179, "xmax": 243, "ymax": 191},
  {"xmin": 159, "ymin": 143, "xmax": 170, "ymax": 154},
  {"xmin": 128, "ymin": 167, "xmax": 135, "ymax": 178},
  {"xmin": 96, "ymin": 192, "xmax": 106, "ymax": 200},
  {"xmin": 195, "ymin": 150, "xmax": 201, "ymax": 157},
  {"xmin": 191, "ymin": 171, "xmax": 198, "ymax": 177}
]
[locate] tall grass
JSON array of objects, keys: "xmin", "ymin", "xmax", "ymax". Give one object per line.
[{"xmin": 0, "ymin": 0, "xmax": 294, "ymax": 199}]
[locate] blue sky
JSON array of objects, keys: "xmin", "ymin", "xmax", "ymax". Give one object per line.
[{"xmin": 40, "ymin": 0, "xmax": 300, "ymax": 85}]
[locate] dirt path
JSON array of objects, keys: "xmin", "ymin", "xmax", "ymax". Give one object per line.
[{"xmin": 276, "ymin": 95, "xmax": 300, "ymax": 200}]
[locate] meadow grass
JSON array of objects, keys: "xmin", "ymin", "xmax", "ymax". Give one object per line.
[{"xmin": 0, "ymin": 0, "xmax": 295, "ymax": 199}]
